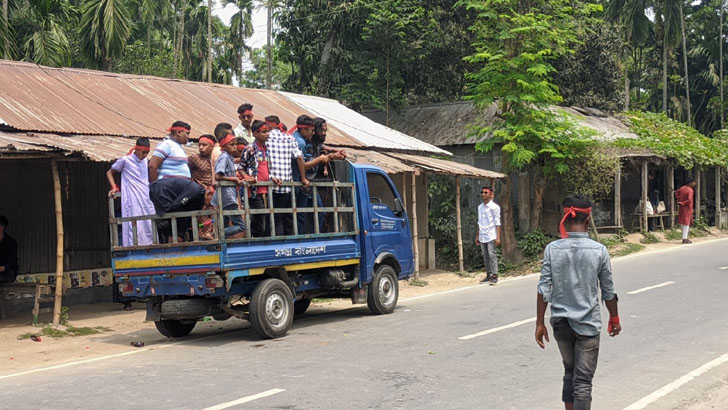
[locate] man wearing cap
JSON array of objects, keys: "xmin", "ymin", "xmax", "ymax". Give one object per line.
[
  {"xmin": 0, "ymin": 215, "xmax": 18, "ymax": 284},
  {"xmin": 106, "ymin": 137, "xmax": 155, "ymax": 246},
  {"xmin": 234, "ymin": 103, "xmax": 254, "ymax": 145}
]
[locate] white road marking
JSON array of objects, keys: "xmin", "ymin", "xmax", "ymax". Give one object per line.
[
  {"xmin": 719, "ymin": 266, "xmax": 728, "ymax": 270},
  {"xmin": 202, "ymin": 389, "xmax": 285, "ymax": 410},
  {"xmin": 402, "ymin": 272, "xmax": 542, "ymax": 303},
  {"xmin": 622, "ymin": 353, "xmax": 728, "ymax": 410},
  {"xmin": 458, "ymin": 317, "xmax": 536, "ymax": 340},
  {"xmin": 627, "ymin": 281, "xmax": 675, "ymax": 295}
]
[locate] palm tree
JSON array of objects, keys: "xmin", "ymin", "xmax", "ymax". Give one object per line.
[
  {"xmin": 720, "ymin": 0, "xmax": 724, "ymax": 129},
  {"xmin": 678, "ymin": 1, "xmax": 692, "ymax": 126},
  {"xmin": 2, "ymin": 0, "xmax": 9, "ymax": 59},
  {"xmin": 207, "ymin": 0, "xmax": 212, "ymax": 82},
  {"xmin": 79, "ymin": 0, "xmax": 133, "ymax": 70},
  {"xmin": 658, "ymin": 0, "xmax": 681, "ymax": 115},
  {"xmin": 605, "ymin": 0, "xmax": 651, "ymax": 110},
  {"xmin": 10, "ymin": 0, "xmax": 75, "ymax": 67},
  {"xmin": 224, "ymin": 0, "xmax": 254, "ymax": 85}
]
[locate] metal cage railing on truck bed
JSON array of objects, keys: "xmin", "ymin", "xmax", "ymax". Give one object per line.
[{"xmin": 108, "ymin": 180, "xmax": 358, "ymax": 251}]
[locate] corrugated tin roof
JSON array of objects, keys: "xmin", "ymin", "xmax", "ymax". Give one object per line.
[
  {"xmin": 0, "ymin": 60, "xmax": 448, "ymax": 155},
  {"xmin": 344, "ymin": 148, "xmax": 416, "ymax": 174},
  {"xmin": 0, "ymin": 131, "xmax": 196, "ymax": 161},
  {"xmin": 386, "ymin": 152, "xmax": 507, "ymax": 179},
  {"xmin": 282, "ymin": 92, "xmax": 451, "ymax": 155},
  {"xmin": 364, "ymin": 101, "xmax": 641, "ymax": 146}
]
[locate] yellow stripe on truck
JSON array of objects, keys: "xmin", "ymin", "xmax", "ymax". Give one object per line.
[
  {"xmin": 115, "ymin": 254, "xmax": 220, "ymax": 269},
  {"xmin": 248, "ymin": 258, "xmax": 360, "ymax": 275}
]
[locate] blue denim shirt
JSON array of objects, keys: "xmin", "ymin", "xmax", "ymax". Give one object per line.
[{"xmin": 537, "ymin": 232, "xmax": 617, "ymax": 336}]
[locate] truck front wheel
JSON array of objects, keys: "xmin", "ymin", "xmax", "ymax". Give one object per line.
[
  {"xmin": 367, "ymin": 264, "xmax": 398, "ymax": 315},
  {"xmin": 154, "ymin": 319, "xmax": 196, "ymax": 338},
  {"xmin": 249, "ymin": 278, "xmax": 294, "ymax": 339}
]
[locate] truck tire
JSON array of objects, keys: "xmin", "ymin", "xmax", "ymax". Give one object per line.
[
  {"xmin": 294, "ymin": 298, "xmax": 312, "ymax": 316},
  {"xmin": 249, "ymin": 279, "xmax": 294, "ymax": 339},
  {"xmin": 367, "ymin": 264, "xmax": 398, "ymax": 315},
  {"xmin": 161, "ymin": 298, "xmax": 215, "ymax": 320},
  {"xmin": 154, "ymin": 320, "xmax": 196, "ymax": 338}
]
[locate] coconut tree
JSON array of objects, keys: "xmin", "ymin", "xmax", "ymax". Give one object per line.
[
  {"xmin": 79, "ymin": 0, "xmax": 133, "ymax": 70},
  {"xmin": 658, "ymin": 0, "xmax": 681, "ymax": 115},
  {"xmin": 224, "ymin": 0, "xmax": 254, "ymax": 85},
  {"xmin": 678, "ymin": 0, "xmax": 692, "ymax": 126},
  {"xmin": 721, "ymin": 0, "xmax": 725, "ymax": 128},
  {"xmin": 10, "ymin": 0, "xmax": 75, "ymax": 66}
]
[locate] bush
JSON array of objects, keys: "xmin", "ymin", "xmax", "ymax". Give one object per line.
[
  {"xmin": 640, "ymin": 232, "xmax": 659, "ymax": 244},
  {"xmin": 664, "ymin": 229, "xmax": 682, "ymax": 241},
  {"xmin": 518, "ymin": 229, "xmax": 550, "ymax": 258}
]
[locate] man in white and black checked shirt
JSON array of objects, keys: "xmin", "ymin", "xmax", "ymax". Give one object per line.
[{"xmin": 266, "ymin": 117, "xmax": 309, "ymax": 235}]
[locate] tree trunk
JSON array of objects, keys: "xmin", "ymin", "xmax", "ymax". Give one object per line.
[
  {"xmin": 317, "ymin": 32, "xmax": 336, "ymax": 94},
  {"xmin": 721, "ymin": 2, "xmax": 725, "ymax": 129},
  {"xmin": 176, "ymin": 8, "xmax": 186, "ymax": 76},
  {"xmin": 207, "ymin": 0, "xmax": 212, "ymax": 83},
  {"xmin": 529, "ymin": 166, "xmax": 546, "ymax": 232},
  {"xmin": 498, "ymin": 177, "xmax": 523, "ymax": 263},
  {"xmin": 663, "ymin": 42, "xmax": 669, "ymax": 114},
  {"xmin": 624, "ymin": 66, "xmax": 630, "ymax": 111},
  {"xmin": 679, "ymin": 4, "xmax": 691, "ymax": 126},
  {"xmin": 2, "ymin": 0, "xmax": 8, "ymax": 59},
  {"xmin": 266, "ymin": 0, "xmax": 273, "ymax": 89},
  {"xmin": 385, "ymin": 54, "xmax": 390, "ymax": 127}
]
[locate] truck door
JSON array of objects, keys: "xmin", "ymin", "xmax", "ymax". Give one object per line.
[{"xmin": 364, "ymin": 171, "xmax": 414, "ymax": 278}]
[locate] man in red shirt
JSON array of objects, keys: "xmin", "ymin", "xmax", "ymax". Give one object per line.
[{"xmin": 675, "ymin": 179, "xmax": 696, "ymax": 244}]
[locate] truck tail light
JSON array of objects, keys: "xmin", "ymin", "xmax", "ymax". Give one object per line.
[
  {"xmin": 205, "ymin": 276, "xmax": 223, "ymax": 289},
  {"xmin": 119, "ymin": 282, "xmax": 133, "ymax": 293}
]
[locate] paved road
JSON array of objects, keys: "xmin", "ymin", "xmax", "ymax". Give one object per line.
[{"xmin": 3, "ymin": 239, "xmax": 728, "ymax": 410}]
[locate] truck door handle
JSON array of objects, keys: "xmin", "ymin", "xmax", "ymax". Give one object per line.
[{"xmin": 371, "ymin": 218, "xmax": 380, "ymax": 224}]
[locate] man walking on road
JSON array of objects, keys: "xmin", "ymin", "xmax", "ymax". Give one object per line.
[
  {"xmin": 675, "ymin": 179, "xmax": 696, "ymax": 244},
  {"xmin": 475, "ymin": 186, "xmax": 500, "ymax": 285},
  {"xmin": 535, "ymin": 194, "xmax": 621, "ymax": 410}
]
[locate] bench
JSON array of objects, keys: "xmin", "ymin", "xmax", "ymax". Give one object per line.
[
  {"xmin": 631, "ymin": 212, "xmax": 669, "ymax": 232},
  {"xmin": 0, "ymin": 283, "xmax": 55, "ymax": 322}
]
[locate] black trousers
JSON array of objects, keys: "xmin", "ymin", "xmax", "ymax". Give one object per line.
[
  {"xmin": 272, "ymin": 192, "xmax": 293, "ymax": 236},
  {"xmin": 250, "ymin": 195, "xmax": 270, "ymax": 237}
]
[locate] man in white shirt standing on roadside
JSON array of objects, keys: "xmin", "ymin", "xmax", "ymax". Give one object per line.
[{"xmin": 475, "ymin": 186, "xmax": 501, "ymax": 285}]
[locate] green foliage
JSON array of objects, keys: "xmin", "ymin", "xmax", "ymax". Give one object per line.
[
  {"xmin": 462, "ymin": 0, "xmax": 603, "ymax": 177},
  {"xmin": 408, "ymin": 278, "xmax": 429, "ymax": 287},
  {"xmin": 79, "ymin": 0, "xmax": 133, "ymax": 69},
  {"xmin": 241, "ymin": 45, "xmax": 292, "ymax": 89},
  {"xmin": 664, "ymin": 229, "xmax": 682, "ymax": 241},
  {"xmin": 640, "ymin": 231, "xmax": 659, "ymax": 244},
  {"xmin": 60, "ymin": 305, "xmax": 69, "ymax": 326},
  {"xmin": 112, "ymin": 40, "xmax": 180, "ymax": 78},
  {"xmin": 610, "ymin": 243, "xmax": 644, "ymax": 257},
  {"xmin": 691, "ymin": 216, "xmax": 710, "ymax": 237},
  {"xmin": 615, "ymin": 111, "xmax": 728, "ymax": 168},
  {"xmin": 561, "ymin": 146, "xmax": 620, "ymax": 202},
  {"xmin": 18, "ymin": 325, "xmax": 110, "ymax": 339},
  {"xmin": 518, "ymin": 229, "xmax": 550, "ymax": 258}
]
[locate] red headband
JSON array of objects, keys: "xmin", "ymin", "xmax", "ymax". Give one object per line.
[
  {"xmin": 219, "ymin": 134, "xmax": 235, "ymax": 147},
  {"xmin": 240, "ymin": 110, "xmax": 253, "ymax": 116},
  {"xmin": 199, "ymin": 136, "xmax": 216, "ymax": 146},
  {"xmin": 127, "ymin": 145, "xmax": 150, "ymax": 155},
  {"xmin": 559, "ymin": 207, "xmax": 592, "ymax": 238},
  {"xmin": 257, "ymin": 124, "xmax": 270, "ymax": 132},
  {"xmin": 265, "ymin": 121, "xmax": 285, "ymax": 132},
  {"xmin": 167, "ymin": 126, "xmax": 190, "ymax": 132}
]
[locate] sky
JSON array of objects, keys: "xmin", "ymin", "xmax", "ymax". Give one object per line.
[{"xmin": 213, "ymin": 1, "xmax": 268, "ymax": 49}]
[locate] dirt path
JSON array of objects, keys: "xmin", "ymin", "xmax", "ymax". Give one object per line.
[{"xmin": 1, "ymin": 230, "xmax": 724, "ymax": 376}]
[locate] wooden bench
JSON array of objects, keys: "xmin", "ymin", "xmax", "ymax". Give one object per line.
[
  {"xmin": 0, "ymin": 283, "xmax": 55, "ymax": 322},
  {"xmin": 631, "ymin": 212, "xmax": 669, "ymax": 232}
]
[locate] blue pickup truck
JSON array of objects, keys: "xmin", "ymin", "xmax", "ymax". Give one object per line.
[{"xmin": 110, "ymin": 161, "xmax": 414, "ymax": 339}]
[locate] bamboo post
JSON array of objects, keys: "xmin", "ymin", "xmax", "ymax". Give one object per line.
[
  {"xmin": 696, "ymin": 168, "xmax": 702, "ymax": 221},
  {"xmin": 668, "ymin": 166, "xmax": 675, "ymax": 227},
  {"xmin": 411, "ymin": 171, "xmax": 419, "ymax": 280},
  {"xmin": 641, "ymin": 161, "xmax": 648, "ymax": 233},
  {"xmin": 716, "ymin": 166, "xmax": 722, "ymax": 228},
  {"xmin": 614, "ymin": 162, "xmax": 622, "ymax": 228},
  {"xmin": 455, "ymin": 176, "xmax": 464, "ymax": 273},
  {"xmin": 401, "ymin": 173, "xmax": 407, "ymax": 212},
  {"xmin": 51, "ymin": 161, "xmax": 64, "ymax": 326}
]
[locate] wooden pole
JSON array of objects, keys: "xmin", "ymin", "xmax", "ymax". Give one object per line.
[
  {"xmin": 696, "ymin": 168, "xmax": 702, "ymax": 221},
  {"xmin": 668, "ymin": 166, "xmax": 675, "ymax": 227},
  {"xmin": 641, "ymin": 161, "xmax": 648, "ymax": 232},
  {"xmin": 716, "ymin": 166, "xmax": 722, "ymax": 228},
  {"xmin": 411, "ymin": 172, "xmax": 419, "ymax": 280},
  {"xmin": 614, "ymin": 162, "xmax": 622, "ymax": 228},
  {"xmin": 51, "ymin": 161, "xmax": 64, "ymax": 326},
  {"xmin": 455, "ymin": 177, "xmax": 464, "ymax": 273},
  {"xmin": 401, "ymin": 173, "xmax": 407, "ymax": 212}
]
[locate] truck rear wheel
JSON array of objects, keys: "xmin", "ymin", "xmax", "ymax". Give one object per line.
[
  {"xmin": 367, "ymin": 264, "xmax": 398, "ymax": 315},
  {"xmin": 249, "ymin": 279, "xmax": 294, "ymax": 339},
  {"xmin": 154, "ymin": 319, "xmax": 196, "ymax": 338}
]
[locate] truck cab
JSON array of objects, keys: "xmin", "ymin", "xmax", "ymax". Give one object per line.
[{"xmin": 111, "ymin": 161, "xmax": 414, "ymax": 339}]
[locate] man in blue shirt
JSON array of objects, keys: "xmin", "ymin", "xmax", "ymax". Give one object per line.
[
  {"xmin": 291, "ymin": 115, "xmax": 330, "ymax": 234},
  {"xmin": 536, "ymin": 194, "xmax": 620, "ymax": 410}
]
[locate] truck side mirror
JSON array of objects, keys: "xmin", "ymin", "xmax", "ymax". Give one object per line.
[{"xmin": 394, "ymin": 198, "xmax": 405, "ymax": 217}]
